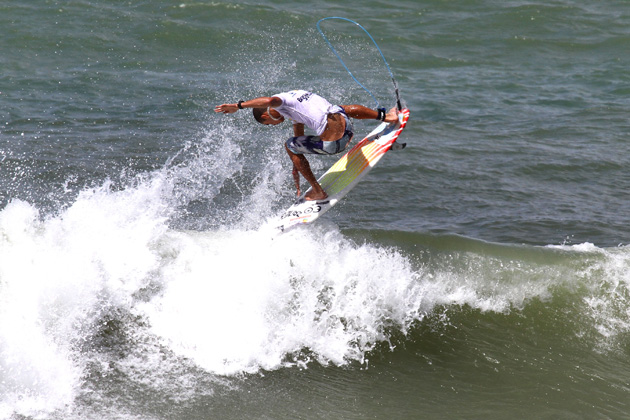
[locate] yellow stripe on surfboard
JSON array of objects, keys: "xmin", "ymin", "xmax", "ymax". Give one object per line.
[{"xmin": 319, "ymin": 140, "xmax": 389, "ymax": 196}]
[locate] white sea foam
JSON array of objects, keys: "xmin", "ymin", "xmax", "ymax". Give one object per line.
[
  {"xmin": 0, "ymin": 180, "xmax": 426, "ymax": 415},
  {"xmin": 139, "ymin": 226, "xmax": 427, "ymax": 375},
  {"xmin": 0, "ymin": 176, "xmax": 170, "ymax": 418},
  {"xmin": 2, "ymin": 129, "xmax": 629, "ymax": 417}
]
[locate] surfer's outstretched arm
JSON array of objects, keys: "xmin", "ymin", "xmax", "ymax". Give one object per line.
[
  {"xmin": 341, "ymin": 105, "xmax": 398, "ymax": 123},
  {"xmin": 214, "ymin": 96, "xmax": 282, "ymax": 114}
]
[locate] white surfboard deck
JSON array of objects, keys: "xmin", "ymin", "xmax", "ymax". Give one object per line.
[{"xmin": 270, "ymin": 108, "xmax": 410, "ymax": 233}]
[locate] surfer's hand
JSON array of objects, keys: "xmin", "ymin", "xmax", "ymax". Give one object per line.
[
  {"xmin": 214, "ymin": 103, "xmax": 238, "ymax": 114},
  {"xmin": 384, "ymin": 107, "xmax": 399, "ymax": 123}
]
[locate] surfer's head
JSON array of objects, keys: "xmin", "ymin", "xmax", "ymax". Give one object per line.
[{"xmin": 253, "ymin": 107, "xmax": 284, "ymax": 125}]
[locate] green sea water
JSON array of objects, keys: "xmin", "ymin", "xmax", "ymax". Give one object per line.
[{"xmin": 1, "ymin": 1, "xmax": 630, "ymax": 419}]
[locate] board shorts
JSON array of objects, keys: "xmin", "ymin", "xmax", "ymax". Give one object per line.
[{"xmin": 285, "ymin": 109, "xmax": 354, "ymax": 155}]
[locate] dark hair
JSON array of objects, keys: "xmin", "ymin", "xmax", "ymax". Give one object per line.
[{"xmin": 253, "ymin": 108, "xmax": 267, "ymax": 124}]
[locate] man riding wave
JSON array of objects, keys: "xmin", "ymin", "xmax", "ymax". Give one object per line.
[{"xmin": 215, "ymin": 90, "xmax": 397, "ymax": 200}]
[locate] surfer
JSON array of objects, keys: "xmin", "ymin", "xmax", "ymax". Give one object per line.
[{"xmin": 215, "ymin": 90, "xmax": 398, "ymax": 200}]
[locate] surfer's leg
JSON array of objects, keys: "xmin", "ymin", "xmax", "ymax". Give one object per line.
[
  {"xmin": 341, "ymin": 105, "xmax": 398, "ymax": 123},
  {"xmin": 285, "ymin": 145, "xmax": 328, "ymax": 201}
]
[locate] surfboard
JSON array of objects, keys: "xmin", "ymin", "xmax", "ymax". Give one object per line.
[{"xmin": 272, "ymin": 108, "xmax": 410, "ymax": 233}]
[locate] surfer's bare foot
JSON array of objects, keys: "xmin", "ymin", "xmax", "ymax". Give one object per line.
[
  {"xmin": 384, "ymin": 107, "xmax": 399, "ymax": 123},
  {"xmin": 305, "ymin": 190, "xmax": 328, "ymax": 201}
]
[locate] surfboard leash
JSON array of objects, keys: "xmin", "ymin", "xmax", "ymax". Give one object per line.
[{"xmin": 316, "ymin": 17, "xmax": 403, "ymax": 111}]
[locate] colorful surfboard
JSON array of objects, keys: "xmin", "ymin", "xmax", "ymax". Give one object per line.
[{"xmin": 272, "ymin": 108, "xmax": 410, "ymax": 233}]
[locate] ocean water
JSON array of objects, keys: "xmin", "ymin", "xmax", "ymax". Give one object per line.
[{"xmin": 1, "ymin": 0, "xmax": 630, "ymax": 419}]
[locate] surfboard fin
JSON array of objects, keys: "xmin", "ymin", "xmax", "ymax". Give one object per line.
[{"xmin": 390, "ymin": 141, "xmax": 406, "ymax": 151}]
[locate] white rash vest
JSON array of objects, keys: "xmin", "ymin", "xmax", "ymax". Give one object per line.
[{"xmin": 272, "ymin": 90, "xmax": 341, "ymax": 136}]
